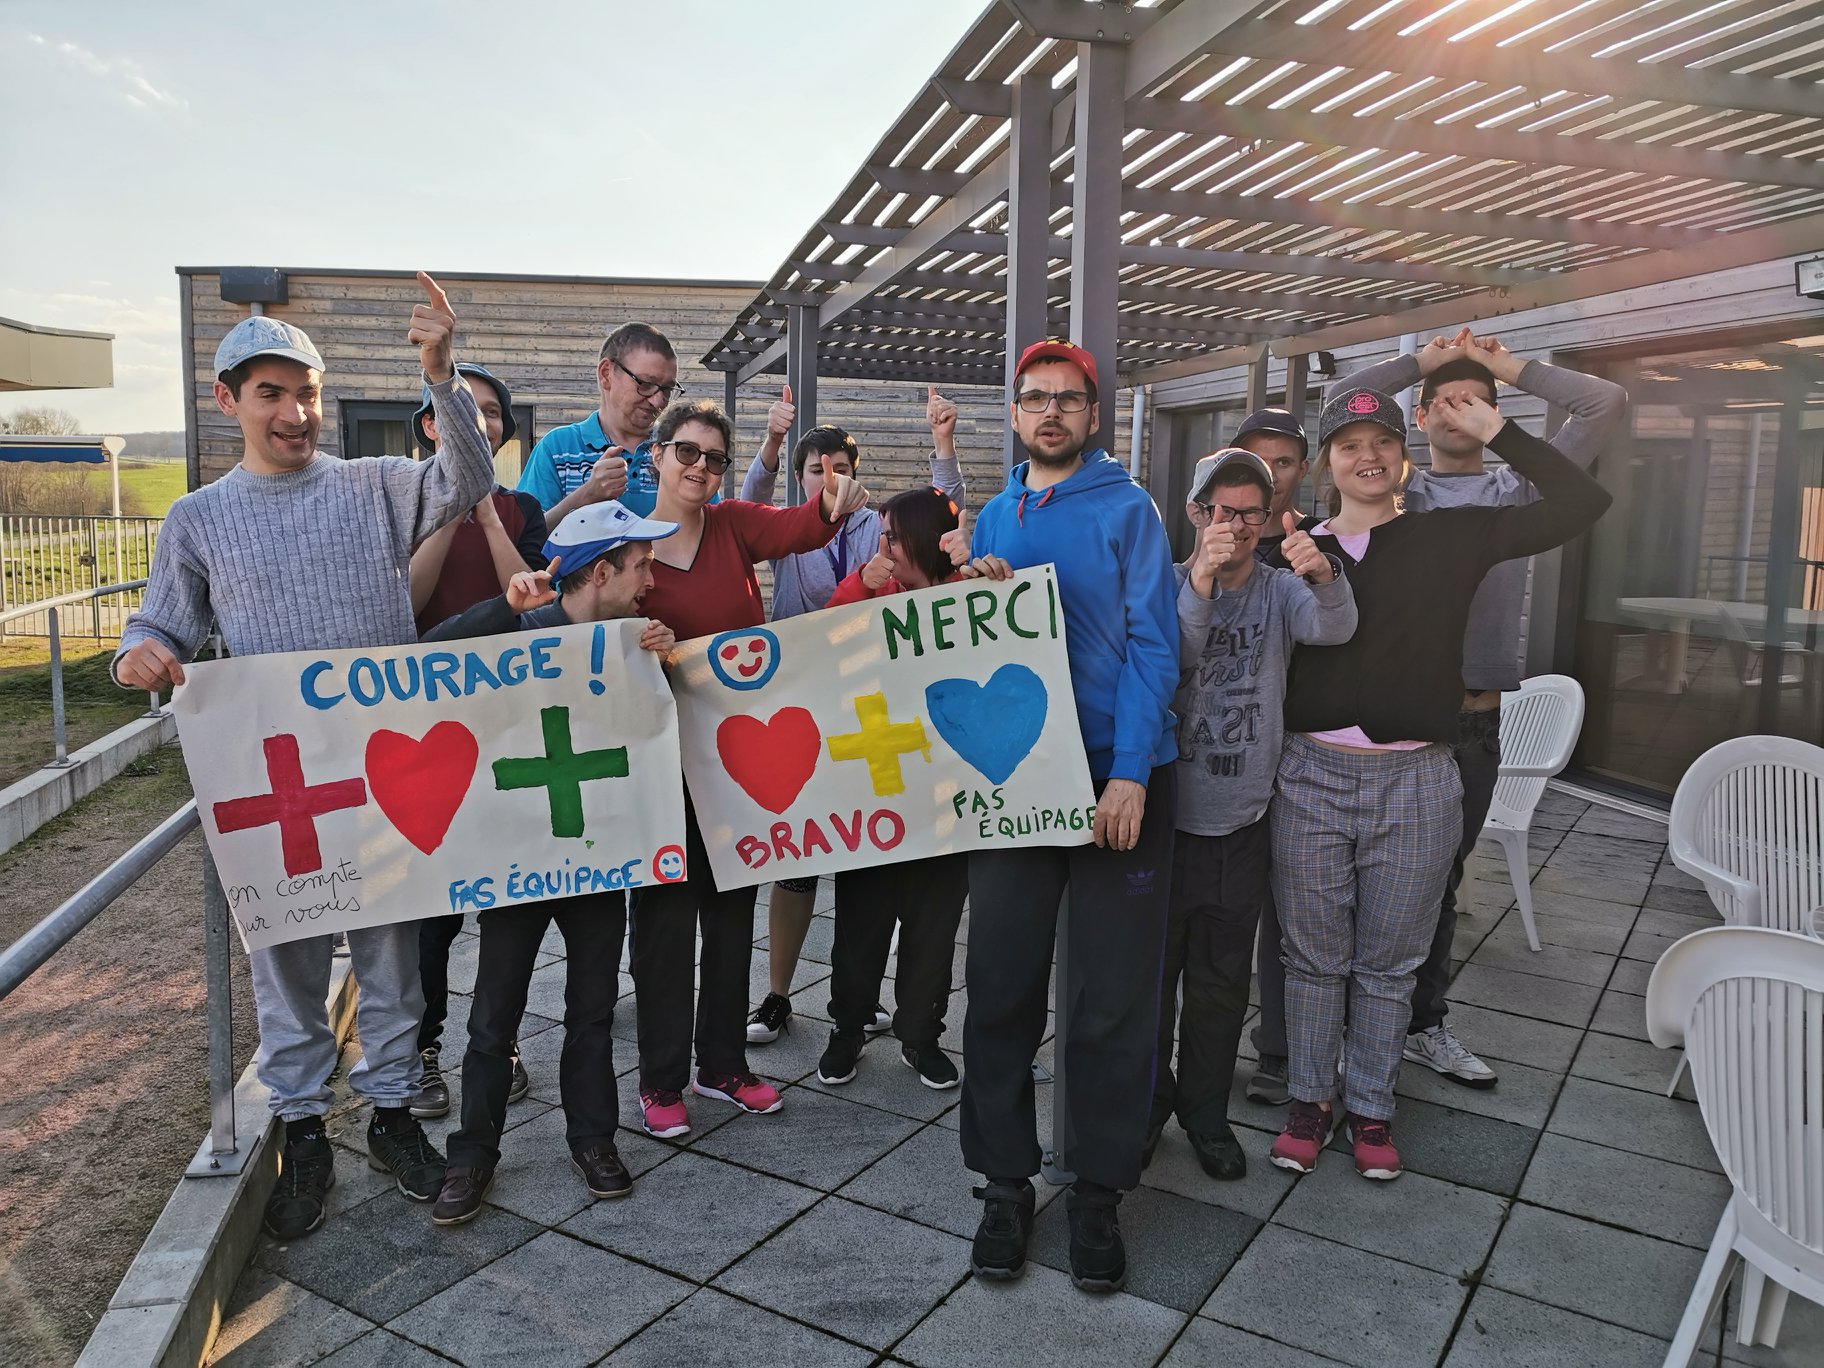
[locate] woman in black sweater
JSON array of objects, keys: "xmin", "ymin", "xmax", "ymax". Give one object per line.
[{"xmin": 1266, "ymin": 385, "xmax": 1610, "ymax": 1182}]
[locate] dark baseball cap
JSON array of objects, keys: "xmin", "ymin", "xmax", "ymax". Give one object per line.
[
  {"xmin": 1317, "ymin": 387, "xmax": 1407, "ymax": 447},
  {"xmin": 1234, "ymin": 406, "xmax": 1308, "ymax": 458},
  {"xmin": 412, "ymin": 362, "xmax": 516, "ymax": 452},
  {"xmin": 1012, "ymin": 338, "xmax": 1099, "ymax": 395}
]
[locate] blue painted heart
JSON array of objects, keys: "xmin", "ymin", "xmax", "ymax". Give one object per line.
[{"xmin": 925, "ymin": 664, "xmax": 1048, "ymax": 786}]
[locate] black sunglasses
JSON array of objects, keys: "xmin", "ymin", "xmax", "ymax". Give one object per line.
[{"xmin": 664, "ymin": 439, "xmax": 730, "ymax": 475}]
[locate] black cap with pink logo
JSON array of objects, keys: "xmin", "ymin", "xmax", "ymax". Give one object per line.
[{"xmin": 1317, "ymin": 387, "xmax": 1407, "ymax": 447}]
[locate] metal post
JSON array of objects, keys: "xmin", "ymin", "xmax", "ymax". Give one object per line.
[
  {"xmin": 724, "ymin": 370, "xmax": 741, "ymax": 501},
  {"xmin": 47, "ymin": 606, "xmax": 69, "ymax": 767},
  {"xmin": 1246, "ymin": 348, "xmax": 1271, "ymax": 416},
  {"xmin": 1286, "ymin": 353, "xmax": 1310, "ymax": 426},
  {"xmin": 88, "ymin": 521, "xmax": 102, "ymax": 639},
  {"xmin": 204, "ymin": 854, "xmax": 236, "ymax": 1158},
  {"xmin": 1070, "ymin": 39, "xmax": 1127, "ymax": 458},
  {"xmin": 1040, "ymin": 892, "xmax": 1076, "ymax": 1186},
  {"xmin": 784, "ymin": 304, "xmax": 820, "ymax": 507},
  {"xmin": 1005, "ymin": 72, "xmax": 1054, "ymax": 471}
]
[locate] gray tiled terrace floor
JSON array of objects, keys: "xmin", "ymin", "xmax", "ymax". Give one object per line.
[{"xmin": 211, "ymin": 791, "xmax": 1824, "ymax": 1367}]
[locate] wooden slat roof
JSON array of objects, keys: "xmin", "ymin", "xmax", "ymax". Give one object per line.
[{"xmin": 704, "ymin": 0, "xmax": 1824, "ymax": 386}]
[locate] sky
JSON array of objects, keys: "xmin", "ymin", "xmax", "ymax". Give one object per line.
[{"xmin": 0, "ymin": 0, "xmax": 988, "ymax": 432}]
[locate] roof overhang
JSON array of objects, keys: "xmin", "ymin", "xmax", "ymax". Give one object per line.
[
  {"xmin": 0, "ymin": 316, "xmax": 114, "ymax": 392},
  {"xmin": 704, "ymin": 0, "xmax": 1824, "ymax": 389},
  {"xmin": 0, "ymin": 434, "xmax": 125, "ymax": 464}
]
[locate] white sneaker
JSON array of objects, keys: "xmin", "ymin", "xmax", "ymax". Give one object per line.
[{"xmin": 1404, "ymin": 1024, "xmax": 1498, "ymax": 1089}]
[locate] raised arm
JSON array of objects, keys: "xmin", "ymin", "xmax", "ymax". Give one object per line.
[
  {"xmin": 385, "ymin": 274, "xmax": 496, "ymax": 544},
  {"xmin": 1473, "ymin": 338, "xmax": 1628, "ymax": 470},
  {"xmin": 1435, "ymin": 394, "xmax": 1614, "ymax": 560},
  {"xmin": 409, "ymin": 517, "xmax": 461, "ymax": 614},
  {"xmin": 742, "ymin": 386, "xmax": 794, "ymax": 503},
  {"xmin": 926, "ymin": 386, "xmax": 967, "ymax": 510}
]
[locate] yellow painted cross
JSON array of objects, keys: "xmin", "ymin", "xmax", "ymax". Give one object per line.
[{"xmin": 825, "ymin": 691, "xmax": 931, "ymax": 797}]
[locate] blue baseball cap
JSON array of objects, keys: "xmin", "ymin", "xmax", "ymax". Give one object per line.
[
  {"xmin": 213, "ymin": 315, "xmax": 323, "ymax": 378},
  {"xmin": 412, "ymin": 362, "xmax": 516, "ymax": 452},
  {"xmin": 543, "ymin": 500, "xmax": 679, "ymax": 585}
]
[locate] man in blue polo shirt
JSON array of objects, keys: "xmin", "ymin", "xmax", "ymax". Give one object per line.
[{"xmin": 518, "ymin": 322, "xmax": 715, "ymax": 527}]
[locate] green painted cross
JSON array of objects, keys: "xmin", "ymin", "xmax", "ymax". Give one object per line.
[{"xmin": 491, "ymin": 705, "xmax": 629, "ymax": 838}]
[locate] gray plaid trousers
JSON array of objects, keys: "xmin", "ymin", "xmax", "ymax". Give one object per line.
[{"xmin": 1268, "ymin": 734, "xmax": 1462, "ymax": 1122}]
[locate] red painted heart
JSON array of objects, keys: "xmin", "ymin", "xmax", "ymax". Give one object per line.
[
  {"xmin": 365, "ymin": 722, "xmax": 479, "ymax": 855},
  {"xmin": 716, "ymin": 708, "xmax": 821, "ymax": 814}
]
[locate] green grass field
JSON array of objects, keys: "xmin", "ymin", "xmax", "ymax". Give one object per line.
[{"xmin": 116, "ymin": 460, "xmax": 187, "ymax": 517}]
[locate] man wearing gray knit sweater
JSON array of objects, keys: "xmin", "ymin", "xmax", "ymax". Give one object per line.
[{"xmin": 114, "ymin": 275, "xmax": 496, "ymax": 1240}]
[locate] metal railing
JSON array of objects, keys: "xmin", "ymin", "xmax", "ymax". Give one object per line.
[
  {"xmin": 0, "ymin": 515, "xmax": 163, "ymax": 638},
  {"xmin": 0, "ymin": 801, "xmax": 244, "ymax": 1168},
  {"xmin": 0, "ymin": 580, "xmax": 162, "ymax": 767}
]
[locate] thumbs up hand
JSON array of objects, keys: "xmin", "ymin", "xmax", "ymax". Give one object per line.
[
  {"xmin": 408, "ymin": 271, "xmax": 457, "ymax": 382},
  {"xmin": 862, "ymin": 532, "xmax": 895, "ymax": 590},
  {"xmin": 1279, "ymin": 513, "xmax": 1334, "ymax": 584},
  {"xmin": 1189, "ymin": 515, "xmax": 1239, "ymax": 596},
  {"xmin": 767, "ymin": 384, "xmax": 796, "ymax": 441},
  {"xmin": 927, "ymin": 385, "xmax": 957, "ymax": 452}
]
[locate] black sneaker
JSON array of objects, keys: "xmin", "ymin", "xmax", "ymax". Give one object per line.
[
  {"xmin": 431, "ymin": 1164, "xmax": 493, "ymax": 1226},
  {"xmin": 264, "ymin": 1132, "xmax": 335, "ymax": 1240},
  {"xmin": 747, "ymin": 992, "xmax": 793, "ymax": 1044},
  {"xmin": 1188, "ymin": 1124, "xmax": 1247, "ymax": 1181},
  {"xmin": 410, "ymin": 1046, "xmax": 449, "ymax": 1119},
  {"xmin": 367, "ymin": 1113, "xmax": 446, "ymax": 1201},
  {"xmin": 900, "ymin": 1041, "xmax": 960, "ymax": 1090},
  {"xmin": 817, "ymin": 1028, "xmax": 866, "ymax": 1085},
  {"xmin": 970, "ymin": 1178, "xmax": 1035, "ymax": 1280},
  {"xmin": 1066, "ymin": 1184, "xmax": 1127, "ymax": 1293},
  {"xmin": 571, "ymin": 1144, "xmax": 633, "ymax": 1199},
  {"xmin": 507, "ymin": 1044, "xmax": 530, "ymax": 1104},
  {"xmin": 865, "ymin": 1004, "xmax": 892, "ymax": 1035}
]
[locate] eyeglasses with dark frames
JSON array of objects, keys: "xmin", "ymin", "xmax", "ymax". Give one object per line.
[
  {"xmin": 1015, "ymin": 388, "xmax": 1092, "ymax": 414},
  {"xmin": 1192, "ymin": 501, "xmax": 1272, "ymax": 527},
  {"xmin": 664, "ymin": 439, "xmax": 730, "ymax": 475},
  {"xmin": 614, "ymin": 358, "xmax": 684, "ymax": 402}
]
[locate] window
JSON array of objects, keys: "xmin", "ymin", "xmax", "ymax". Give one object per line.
[
  {"xmin": 1569, "ymin": 329, "xmax": 1824, "ymax": 796},
  {"xmin": 337, "ymin": 398, "xmax": 534, "ymax": 486}
]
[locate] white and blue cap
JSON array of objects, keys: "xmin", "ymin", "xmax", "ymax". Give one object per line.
[
  {"xmin": 543, "ymin": 500, "xmax": 679, "ymax": 585},
  {"xmin": 213, "ymin": 315, "xmax": 324, "ymax": 378}
]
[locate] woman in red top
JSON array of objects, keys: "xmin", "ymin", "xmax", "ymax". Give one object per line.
[
  {"xmin": 630, "ymin": 400, "xmax": 868, "ymax": 1140},
  {"xmin": 817, "ymin": 489, "xmax": 972, "ymax": 1091}
]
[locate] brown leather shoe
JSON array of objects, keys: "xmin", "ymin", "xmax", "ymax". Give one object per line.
[
  {"xmin": 571, "ymin": 1145, "xmax": 633, "ymax": 1199},
  {"xmin": 431, "ymin": 1164, "xmax": 494, "ymax": 1226}
]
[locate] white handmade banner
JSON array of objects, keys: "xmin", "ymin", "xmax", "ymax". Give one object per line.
[
  {"xmin": 670, "ymin": 566, "xmax": 1096, "ymax": 888},
  {"xmin": 169, "ymin": 620, "xmax": 685, "ymax": 951}
]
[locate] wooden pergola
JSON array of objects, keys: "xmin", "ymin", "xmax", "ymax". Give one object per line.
[{"xmin": 703, "ymin": 0, "xmax": 1824, "ymax": 466}]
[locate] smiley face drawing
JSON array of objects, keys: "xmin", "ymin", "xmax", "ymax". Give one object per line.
[
  {"xmin": 707, "ymin": 627, "xmax": 782, "ymax": 691},
  {"xmin": 652, "ymin": 844, "xmax": 687, "ymax": 882}
]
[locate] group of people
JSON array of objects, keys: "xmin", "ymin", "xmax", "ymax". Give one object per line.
[{"xmin": 113, "ymin": 273, "xmax": 1621, "ymax": 1297}]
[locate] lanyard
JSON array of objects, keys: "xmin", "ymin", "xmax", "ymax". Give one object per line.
[{"xmin": 825, "ymin": 527, "xmax": 850, "ymax": 581}]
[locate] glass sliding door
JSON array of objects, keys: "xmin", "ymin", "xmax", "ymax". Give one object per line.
[{"xmin": 1571, "ymin": 331, "xmax": 1824, "ymax": 796}]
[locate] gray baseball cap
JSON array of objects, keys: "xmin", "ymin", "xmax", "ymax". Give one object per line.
[
  {"xmin": 1189, "ymin": 448, "xmax": 1275, "ymax": 505},
  {"xmin": 213, "ymin": 315, "xmax": 324, "ymax": 378}
]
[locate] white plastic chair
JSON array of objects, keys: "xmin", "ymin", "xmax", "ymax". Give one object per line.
[
  {"xmin": 1479, "ymin": 674, "xmax": 1585, "ymax": 952},
  {"xmin": 1646, "ymin": 926, "xmax": 1824, "ymax": 1366},
  {"xmin": 1667, "ymin": 735, "xmax": 1824, "ymax": 936}
]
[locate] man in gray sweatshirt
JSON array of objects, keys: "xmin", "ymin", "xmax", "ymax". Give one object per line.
[
  {"xmin": 1148, "ymin": 449, "xmax": 1356, "ymax": 1179},
  {"xmin": 1339, "ymin": 328, "xmax": 1626, "ymax": 1088},
  {"xmin": 113, "ymin": 275, "xmax": 496, "ymax": 1239}
]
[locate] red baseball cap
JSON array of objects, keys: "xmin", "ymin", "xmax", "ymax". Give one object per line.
[{"xmin": 1013, "ymin": 338, "xmax": 1099, "ymax": 394}]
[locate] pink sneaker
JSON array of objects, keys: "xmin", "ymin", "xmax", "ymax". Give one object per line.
[
  {"xmin": 1347, "ymin": 1116, "xmax": 1402, "ymax": 1180},
  {"xmin": 1268, "ymin": 1100, "xmax": 1334, "ymax": 1173},
  {"xmin": 640, "ymin": 1088, "xmax": 690, "ymax": 1139},
  {"xmin": 692, "ymin": 1070, "xmax": 783, "ymax": 1114}
]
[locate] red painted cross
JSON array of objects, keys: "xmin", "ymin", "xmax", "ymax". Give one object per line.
[{"xmin": 213, "ymin": 733, "xmax": 368, "ymax": 877}]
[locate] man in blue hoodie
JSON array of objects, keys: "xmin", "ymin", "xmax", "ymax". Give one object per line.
[{"xmin": 957, "ymin": 339, "xmax": 1179, "ymax": 1296}]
